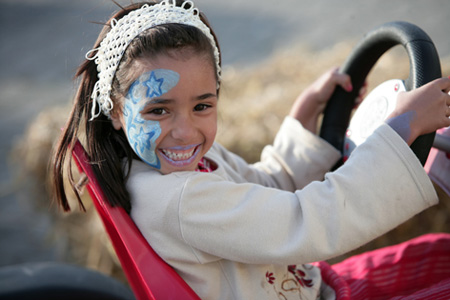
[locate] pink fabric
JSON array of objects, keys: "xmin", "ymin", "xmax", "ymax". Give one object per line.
[
  {"xmin": 424, "ymin": 126, "xmax": 450, "ymax": 196},
  {"xmin": 312, "ymin": 261, "xmax": 351, "ymax": 300},
  {"xmin": 195, "ymin": 158, "xmax": 216, "ymax": 173},
  {"xmin": 322, "ymin": 233, "xmax": 450, "ymax": 299}
]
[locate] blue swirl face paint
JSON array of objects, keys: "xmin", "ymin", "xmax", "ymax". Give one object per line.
[{"xmin": 124, "ymin": 69, "xmax": 180, "ymax": 168}]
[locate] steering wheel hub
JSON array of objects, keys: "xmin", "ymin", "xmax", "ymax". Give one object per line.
[{"xmin": 344, "ymin": 79, "xmax": 406, "ymax": 159}]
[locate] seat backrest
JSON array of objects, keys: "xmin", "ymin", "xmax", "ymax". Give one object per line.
[{"xmin": 72, "ymin": 139, "xmax": 200, "ymax": 300}]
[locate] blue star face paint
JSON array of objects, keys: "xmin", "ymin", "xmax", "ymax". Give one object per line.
[{"xmin": 123, "ymin": 69, "xmax": 180, "ymax": 168}]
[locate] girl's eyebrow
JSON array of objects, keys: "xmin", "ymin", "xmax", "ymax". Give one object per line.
[
  {"xmin": 197, "ymin": 93, "xmax": 217, "ymax": 101},
  {"xmin": 140, "ymin": 98, "xmax": 172, "ymax": 111},
  {"xmin": 145, "ymin": 93, "xmax": 217, "ymax": 105},
  {"xmin": 147, "ymin": 98, "xmax": 172, "ymax": 105}
]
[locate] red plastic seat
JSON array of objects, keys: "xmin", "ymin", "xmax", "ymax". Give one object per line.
[{"xmin": 72, "ymin": 139, "xmax": 200, "ymax": 300}]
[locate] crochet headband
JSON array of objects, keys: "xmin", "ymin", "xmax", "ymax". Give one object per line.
[{"xmin": 86, "ymin": 0, "xmax": 221, "ymax": 120}]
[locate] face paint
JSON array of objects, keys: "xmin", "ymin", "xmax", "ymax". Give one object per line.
[{"xmin": 123, "ymin": 69, "xmax": 180, "ymax": 168}]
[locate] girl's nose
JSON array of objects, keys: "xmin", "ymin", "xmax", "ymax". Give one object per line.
[{"xmin": 170, "ymin": 115, "xmax": 197, "ymax": 142}]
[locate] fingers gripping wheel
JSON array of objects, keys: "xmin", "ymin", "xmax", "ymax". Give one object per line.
[{"xmin": 319, "ymin": 21, "xmax": 441, "ymax": 168}]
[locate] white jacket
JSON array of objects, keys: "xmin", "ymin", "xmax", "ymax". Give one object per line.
[{"xmin": 128, "ymin": 117, "xmax": 437, "ymax": 300}]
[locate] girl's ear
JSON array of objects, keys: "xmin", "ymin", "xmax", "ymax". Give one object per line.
[{"xmin": 110, "ymin": 111, "xmax": 123, "ymax": 131}]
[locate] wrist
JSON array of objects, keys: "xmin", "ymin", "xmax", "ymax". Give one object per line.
[
  {"xmin": 300, "ymin": 115, "xmax": 319, "ymax": 133},
  {"xmin": 290, "ymin": 96, "xmax": 322, "ymax": 131},
  {"xmin": 385, "ymin": 111, "xmax": 418, "ymax": 145},
  {"xmin": 290, "ymin": 106, "xmax": 320, "ymax": 134}
]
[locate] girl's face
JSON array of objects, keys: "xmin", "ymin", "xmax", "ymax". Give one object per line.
[{"xmin": 111, "ymin": 53, "xmax": 218, "ymax": 174}]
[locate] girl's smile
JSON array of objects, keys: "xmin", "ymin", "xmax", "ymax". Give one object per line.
[
  {"xmin": 159, "ymin": 144, "xmax": 201, "ymax": 166},
  {"xmin": 111, "ymin": 51, "xmax": 218, "ymax": 174}
]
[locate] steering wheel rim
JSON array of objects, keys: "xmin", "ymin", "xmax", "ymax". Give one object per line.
[{"xmin": 319, "ymin": 21, "xmax": 441, "ymax": 167}]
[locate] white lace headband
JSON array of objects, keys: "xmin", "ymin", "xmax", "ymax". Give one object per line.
[{"xmin": 86, "ymin": 0, "xmax": 221, "ymax": 120}]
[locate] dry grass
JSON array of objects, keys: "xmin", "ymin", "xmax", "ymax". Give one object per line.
[{"xmin": 14, "ymin": 41, "xmax": 450, "ymax": 283}]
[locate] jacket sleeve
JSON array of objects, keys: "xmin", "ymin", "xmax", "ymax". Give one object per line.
[
  {"xmin": 178, "ymin": 123, "xmax": 438, "ymax": 265},
  {"xmin": 212, "ymin": 116, "xmax": 341, "ymax": 191}
]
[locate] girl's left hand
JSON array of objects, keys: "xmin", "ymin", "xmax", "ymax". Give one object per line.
[{"xmin": 290, "ymin": 67, "xmax": 365, "ymax": 133}]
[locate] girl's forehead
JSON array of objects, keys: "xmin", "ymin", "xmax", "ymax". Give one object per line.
[
  {"xmin": 124, "ymin": 52, "xmax": 217, "ymax": 101},
  {"xmin": 127, "ymin": 69, "xmax": 180, "ymax": 102},
  {"xmin": 137, "ymin": 49, "xmax": 214, "ymax": 73}
]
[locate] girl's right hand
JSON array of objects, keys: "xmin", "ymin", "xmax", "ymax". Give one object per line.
[
  {"xmin": 386, "ymin": 77, "xmax": 450, "ymax": 145},
  {"xmin": 290, "ymin": 67, "xmax": 354, "ymax": 133}
]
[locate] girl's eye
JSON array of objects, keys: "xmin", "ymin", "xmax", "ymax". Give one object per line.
[
  {"xmin": 194, "ymin": 104, "xmax": 211, "ymax": 112},
  {"xmin": 148, "ymin": 108, "xmax": 167, "ymax": 115}
]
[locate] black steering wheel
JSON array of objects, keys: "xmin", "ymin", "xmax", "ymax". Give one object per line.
[{"xmin": 319, "ymin": 21, "xmax": 441, "ymax": 168}]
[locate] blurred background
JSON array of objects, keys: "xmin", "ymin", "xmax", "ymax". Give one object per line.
[{"xmin": 1, "ymin": 0, "xmax": 449, "ymax": 284}]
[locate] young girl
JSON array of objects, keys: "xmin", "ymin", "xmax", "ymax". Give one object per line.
[{"xmin": 52, "ymin": 0, "xmax": 450, "ymax": 299}]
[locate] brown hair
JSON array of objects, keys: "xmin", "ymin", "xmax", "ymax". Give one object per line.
[{"xmin": 51, "ymin": 0, "xmax": 221, "ymax": 213}]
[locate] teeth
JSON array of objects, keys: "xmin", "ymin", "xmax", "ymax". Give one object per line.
[{"xmin": 162, "ymin": 147, "xmax": 195, "ymax": 161}]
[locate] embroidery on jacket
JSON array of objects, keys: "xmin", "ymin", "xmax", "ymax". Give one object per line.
[{"xmin": 265, "ymin": 264, "xmax": 314, "ymax": 299}]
